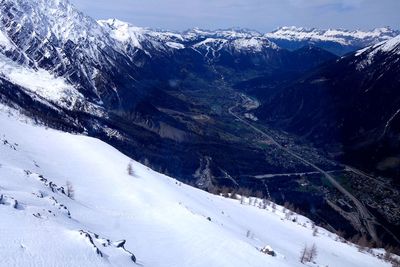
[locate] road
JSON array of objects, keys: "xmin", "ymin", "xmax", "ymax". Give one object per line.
[
  {"xmin": 345, "ymin": 165, "xmax": 393, "ymax": 191},
  {"xmin": 228, "ymin": 103, "xmax": 380, "ymax": 243}
]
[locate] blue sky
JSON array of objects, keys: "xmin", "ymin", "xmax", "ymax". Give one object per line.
[{"xmin": 70, "ymin": 0, "xmax": 400, "ymax": 32}]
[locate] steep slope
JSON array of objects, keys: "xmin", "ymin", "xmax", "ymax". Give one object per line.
[
  {"xmin": 266, "ymin": 26, "xmax": 400, "ymax": 55},
  {"xmin": 0, "ymin": 105, "xmax": 391, "ymax": 267},
  {"xmin": 255, "ymin": 34, "xmax": 400, "ymax": 180},
  {"xmin": 0, "ymin": 0, "xmax": 139, "ymax": 110},
  {"xmin": 0, "ymin": 53, "xmax": 99, "ymax": 112}
]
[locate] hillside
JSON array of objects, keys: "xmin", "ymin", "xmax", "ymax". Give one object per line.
[{"xmin": 0, "ymin": 105, "xmax": 392, "ymax": 266}]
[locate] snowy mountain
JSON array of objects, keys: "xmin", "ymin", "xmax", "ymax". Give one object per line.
[
  {"xmin": 266, "ymin": 26, "xmax": 400, "ymax": 55},
  {"xmin": 0, "ymin": 104, "xmax": 393, "ymax": 267},
  {"xmin": 98, "ymin": 19, "xmax": 280, "ymax": 62},
  {"xmin": 98, "ymin": 19, "xmax": 185, "ymax": 56},
  {"xmin": 0, "ymin": 0, "xmax": 336, "ymax": 115},
  {"xmin": 0, "ymin": 0, "xmax": 139, "ymax": 110},
  {"xmin": 0, "ymin": 0, "xmax": 370, "ymax": 113},
  {"xmin": 0, "ymin": 0, "xmax": 288, "ymax": 113},
  {"xmin": 355, "ymin": 34, "xmax": 400, "ymax": 69}
]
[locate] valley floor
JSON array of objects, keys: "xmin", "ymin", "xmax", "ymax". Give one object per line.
[{"xmin": 0, "ymin": 105, "xmax": 391, "ymax": 267}]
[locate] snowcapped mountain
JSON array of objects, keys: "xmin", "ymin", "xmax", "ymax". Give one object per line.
[
  {"xmin": 355, "ymin": 34, "xmax": 400, "ymax": 69},
  {"xmin": 98, "ymin": 19, "xmax": 186, "ymax": 56},
  {"xmin": 0, "ymin": 0, "xmax": 283, "ymax": 113},
  {"xmin": 267, "ymin": 26, "xmax": 397, "ymax": 45},
  {"xmin": 98, "ymin": 19, "xmax": 280, "ymax": 62},
  {"xmin": 0, "ymin": 0, "xmax": 395, "ymax": 113},
  {"xmin": 0, "ymin": 104, "xmax": 392, "ymax": 267},
  {"xmin": 183, "ymin": 28, "xmax": 279, "ymax": 53},
  {"xmin": 266, "ymin": 26, "xmax": 400, "ymax": 55},
  {"xmin": 0, "ymin": 0, "xmax": 368, "ymax": 114},
  {"xmin": 184, "ymin": 28, "xmax": 263, "ymax": 40},
  {"xmin": 0, "ymin": 0, "xmax": 139, "ymax": 110}
]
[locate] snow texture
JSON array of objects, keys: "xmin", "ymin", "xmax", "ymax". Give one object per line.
[
  {"xmin": 0, "ymin": 54, "xmax": 82, "ymax": 109},
  {"xmin": 0, "ymin": 105, "xmax": 391, "ymax": 267}
]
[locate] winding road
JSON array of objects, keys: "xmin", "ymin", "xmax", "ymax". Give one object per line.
[{"xmin": 228, "ymin": 103, "xmax": 380, "ymax": 243}]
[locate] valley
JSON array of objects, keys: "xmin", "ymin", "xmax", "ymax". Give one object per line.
[
  {"xmin": 134, "ymin": 73, "xmax": 399, "ymax": 248},
  {"xmin": 0, "ymin": 0, "xmax": 399, "ymax": 264}
]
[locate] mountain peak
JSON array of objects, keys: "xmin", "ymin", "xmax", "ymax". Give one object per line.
[
  {"xmin": 355, "ymin": 34, "xmax": 400, "ymax": 65},
  {"xmin": 266, "ymin": 26, "xmax": 399, "ymax": 46},
  {"xmin": 0, "ymin": 0, "xmax": 106, "ymax": 44},
  {"xmin": 377, "ymin": 34, "xmax": 400, "ymax": 54}
]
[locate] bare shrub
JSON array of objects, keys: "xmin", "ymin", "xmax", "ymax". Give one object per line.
[
  {"xmin": 313, "ymin": 227, "xmax": 318, "ymax": 237},
  {"xmin": 66, "ymin": 181, "xmax": 74, "ymax": 199},
  {"xmin": 127, "ymin": 162, "xmax": 135, "ymax": 176},
  {"xmin": 299, "ymin": 243, "xmax": 318, "ymax": 264}
]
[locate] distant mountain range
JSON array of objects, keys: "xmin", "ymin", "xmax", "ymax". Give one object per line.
[{"xmin": 266, "ymin": 26, "xmax": 400, "ymax": 55}]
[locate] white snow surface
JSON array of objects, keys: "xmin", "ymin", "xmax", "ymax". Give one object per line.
[
  {"xmin": 0, "ymin": 54, "xmax": 84, "ymax": 109},
  {"xmin": 98, "ymin": 19, "xmax": 184, "ymax": 54},
  {"xmin": 232, "ymin": 37, "xmax": 278, "ymax": 52},
  {"xmin": 0, "ymin": 30, "xmax": 13, "ymax": 50},
  {"xmin": 0, "ymin": 107, "xmax": 390, "ymax": 267}
]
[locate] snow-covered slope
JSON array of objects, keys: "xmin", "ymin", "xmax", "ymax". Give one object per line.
[
  {"xmin": 0, "ymin": 53, "xmax": 89, "ymax": 111},
  {"xmin": 354, "ymin": 34, "xmax": 400, "ymax": 69},
  {"xmin": 356, "ymin": 34, "xmax": 400, "ymax": 57},
  {"xmin": 98, "ymin": 19, "xmax": 185, "ymax": 56},
  {"xmin": 0, "ymin": 105, "xmax": 390, "ymax": 267},
  {"xmin": 0, "ymin": 0, "xmax": 138, "ymax": 110}
]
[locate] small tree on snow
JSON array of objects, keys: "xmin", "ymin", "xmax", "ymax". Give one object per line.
[
  {"xmin": 307, "ymin": 243, "xmax": 318, "ymax": 262},
  {"xmin": 299, "ymin": 245, "xmax": 308, "ymax": 263},
  {"xmin": 299, "ymin": 243, "xmax": 318, "ymax": 264},
  {"xmin": 313, "ymin": 227, "xmax": 318, "ymax": 236},
  {"xmin": 246, "ymin": 230, "xmax": 252, "ymax": 238},
  {"xmin": 127, "ymin": 162, "xmax": 135, "ymax": 176},
  {"xmin": 66, "ymin": 181, "xmax": 74, "ymax": 199}
]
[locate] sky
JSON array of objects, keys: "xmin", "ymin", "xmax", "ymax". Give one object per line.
[{"xmin": 70, "ymin": 0, "xmax": 400, "ymax": 32}]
